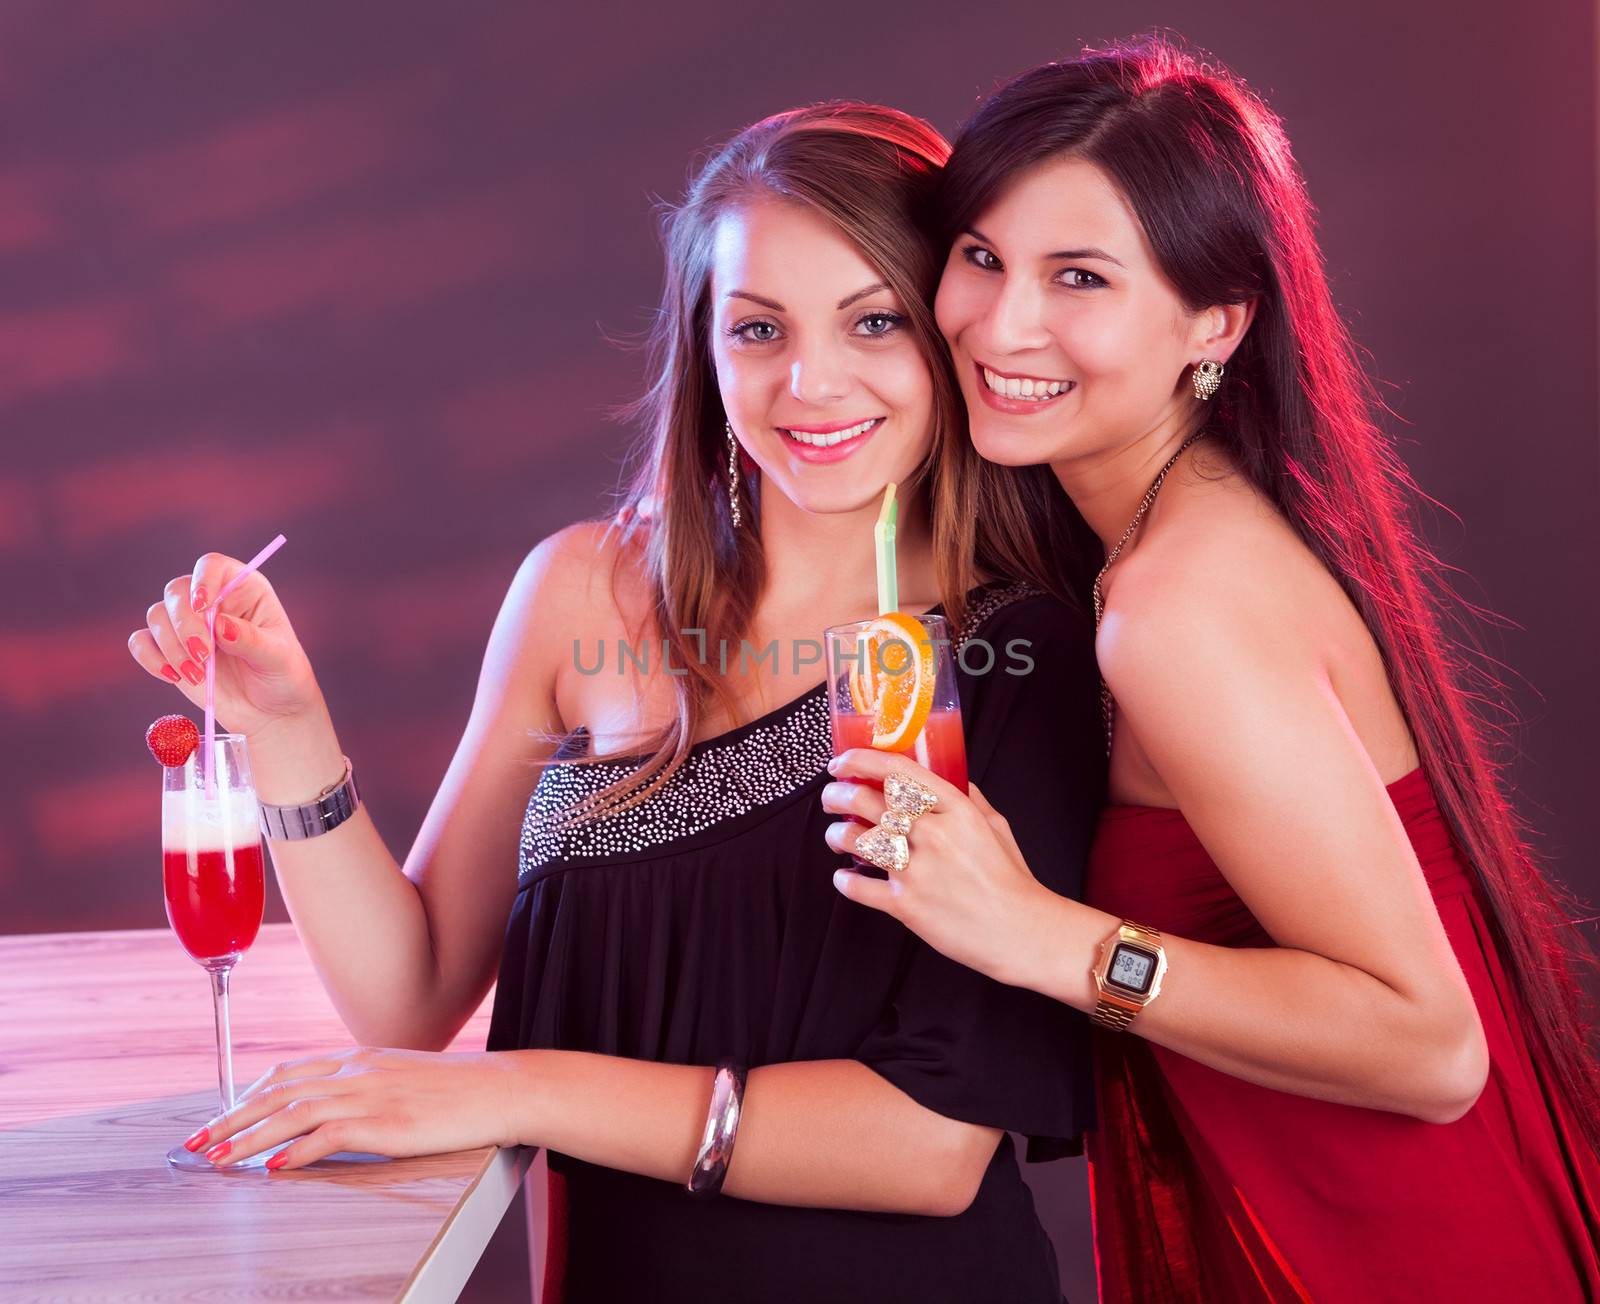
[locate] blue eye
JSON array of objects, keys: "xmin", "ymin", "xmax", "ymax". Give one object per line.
[
  {"xmin": 855, "ymin": 312, "xmax": 906, "ymax": 337},
  {"xmin": 1057, "ymin": 268, "xmax": 1107, "ymax": 289},
  {"xmin": 962, "ymin": 244, "xmax": 1002, "ymax": 272},
  {"xmin": 730, "ymin": 320, "xmax": 780, "ymax": 343}
]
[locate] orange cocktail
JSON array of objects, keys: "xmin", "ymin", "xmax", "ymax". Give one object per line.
[
  {"xmin": 824, "ymin": 610, "xmax": 968, "ymax": 808},
  {"xmin": 828, "ymin": 706, "xmax": 967, "ymax": 792}
]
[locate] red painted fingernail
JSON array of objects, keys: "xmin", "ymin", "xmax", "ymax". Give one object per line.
[
  {"xmin": 161, "ymin": 664, "xmax": 182, "ymax": 684},
  {"xmin": 219, "ymin": 615, "xmax": 238, "ymax": 642},
  {"xmin": 181, "ymin": 660, "xmax": 203, "ymax": 686},
  {"xmin": 205, "ymin": 1140, "xmax": 231, "ymax": 1163},
  {"xmin": 188, "ymin": 636, "xmax": 209, "ymax": 665},
  {"xmin": 184, "ymin": 1127, "xmax": 210, "ymax": 1152},
  {"xmin": 192, "ymin": 586, "xmax": 207, "ymax": 614},
  {"xmin": 266, "ymin": 1151, "xmax": 289, "ymax": 1170}
]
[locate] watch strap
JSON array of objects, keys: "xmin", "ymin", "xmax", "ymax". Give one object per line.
[
  {"xmin": 259, "ymin": 758, "xmax": 360, "ymax": 841},
  {"xmin": 1090, "ymin": 997, "xmax": 1144, "ymax": 1032}
]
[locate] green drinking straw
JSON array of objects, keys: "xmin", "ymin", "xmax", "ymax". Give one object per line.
[{"xmin": 874, "ymin": 482, "xmax": 898, "ymax": 614}]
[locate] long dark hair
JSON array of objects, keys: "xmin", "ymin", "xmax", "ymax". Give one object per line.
[
  {"xmin": 940, "ymin": 36, "xmax": 1600, "ymax": 1142},
  {"xmin": 567, "ymin": 103, "xmax": 1081, "ymax": 822}
]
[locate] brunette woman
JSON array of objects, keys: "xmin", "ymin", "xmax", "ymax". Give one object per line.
[
  {"xmin": 824, "ymin": 41, "xmax": 1600, "ymax": 1300},
  {"xmin": 128, "ymin": 105, "xmax": 1103, "ymax": 1302}
]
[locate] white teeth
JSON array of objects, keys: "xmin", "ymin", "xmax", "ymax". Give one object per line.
[
  {"xmin": 781, "ymin": 418, "xmax": 880, "ymax": 447},
  {"xmin": 982, "ymin": 367, "xmax": 1072, "ymax": 402}
]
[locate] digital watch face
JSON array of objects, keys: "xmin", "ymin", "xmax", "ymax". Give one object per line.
[{"xmin": 1107, "ymin": 943, "xmax": 1157, "ymax": 995}]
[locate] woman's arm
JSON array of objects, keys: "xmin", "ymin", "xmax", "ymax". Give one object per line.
[
  {"xmin": 829, "ymin": 566, "xmax": 1489, "ymax": 1124},
  {"xmin": 1068, "ymin": 564, "xmax": 1488, "ymax": 1120},
  {"xmin": 187, "ymin": 1046, "xmax": 1003, "ymax": 1218},
  {"xmin": 510, "ymin": 1052, "xmax": 1002, "ymax": 1216},
  {"xmin": 216, "ymin": 526, "xmax": 595, "ymax": 1050}
]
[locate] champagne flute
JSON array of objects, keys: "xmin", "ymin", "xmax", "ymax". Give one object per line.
[{"xmin": 161, "ymin": 733, "xmax": 271, "ymax": 1170}]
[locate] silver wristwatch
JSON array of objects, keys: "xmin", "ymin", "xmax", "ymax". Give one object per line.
[{"xmin": 258, "ymin": 758, "xmax": 361, "ymax": 841}]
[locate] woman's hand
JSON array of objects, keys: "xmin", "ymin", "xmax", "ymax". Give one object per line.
[
  {"xmin": 126, "ymin": 552, "xmax": 322, "ymax": 737},
  {"xmin": 820, "ymin": 748, "xmax": 1059, "ymax": 988},
  {"xmin": 180, "ymin": 1047, "xmax": 527, "ymax": 1171}
]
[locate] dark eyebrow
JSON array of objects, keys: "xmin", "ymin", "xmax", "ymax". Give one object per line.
[
  {"xmin": 725, "ymin": 283, "xmax": 892, "ymax": 313},
  {"xmin": 1046, "ymin": 246, "xmax": 1126, "ymax": 269},
  {"xmin": 726, "ymin": 290, "xmax": 784, "ymax": 312},
  {"xmin": 836, "ymin": 282, "xmax": 889, "ymax": 310},
  {"xmin": 963, "ymin": 226, "xmax": 1126, "ymax": 270}
]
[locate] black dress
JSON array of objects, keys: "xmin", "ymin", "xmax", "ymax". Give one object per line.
[{"xmin": 486, "ymin": 582, "xmax": 1106, "ymax": 1303}]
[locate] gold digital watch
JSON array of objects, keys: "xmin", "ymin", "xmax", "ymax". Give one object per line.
[{"xmin": 1090, "ymin": 921, "xmax": 1168, "ymax": 1031}]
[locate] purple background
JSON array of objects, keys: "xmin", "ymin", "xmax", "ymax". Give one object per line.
[{"xmin": 4, "ymin": 1, "xmax": 1596, "ymax": 1296}]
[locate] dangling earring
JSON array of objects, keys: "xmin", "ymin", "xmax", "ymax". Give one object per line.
[
  {"xmin": 1192, "ymin": 359, "xmax": 1224, "ymax": 401},
  {"xmin": 724, "ymin": 421, "xmax": 743, "ymax": 527}
]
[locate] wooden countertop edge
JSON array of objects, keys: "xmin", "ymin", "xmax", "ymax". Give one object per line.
[{"xmin": 398, "ymin": 1143, "xmax": 537, "ymax": 1303}]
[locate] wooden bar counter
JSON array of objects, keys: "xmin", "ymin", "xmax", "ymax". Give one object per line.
[{"xmin": 0, "ymin": 924, "xmax": 536, "ymax": 1302}]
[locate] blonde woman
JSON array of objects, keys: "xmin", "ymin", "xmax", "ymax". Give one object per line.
[{"xmin": 128, "ymin": 104, "xmax": 1104, "ymax": 1302}]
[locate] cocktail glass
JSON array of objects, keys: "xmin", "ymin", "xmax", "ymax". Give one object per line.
[
  {"xmin": 824, "ymin": 612, "xmax": 968, "ymax": 866},
  {"xmin": 161, "ymin": 733, "xmax": 269, "ymax": 1170}
]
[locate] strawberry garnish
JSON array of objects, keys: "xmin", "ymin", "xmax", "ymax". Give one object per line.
[{"xmin": 145, "ymin": 714, "xmax": 200, "ymax": 768}]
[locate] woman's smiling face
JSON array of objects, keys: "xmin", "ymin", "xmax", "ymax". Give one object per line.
[
  {"xmin": 934, "ymin": 155, "xmax": 1208, "ymax": 470},
  {"xmin": 710, "ymin": 196, "xmax": 935, "ymax": 516}
]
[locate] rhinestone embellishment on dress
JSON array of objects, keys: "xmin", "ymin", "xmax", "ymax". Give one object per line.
[
  {"xmin": 517, "ymin": 582, "xmax": 1039, "ymax": 878},
  {"xmin": 519, "ymin": 689, "xmax": 833, "ymax": 876}
]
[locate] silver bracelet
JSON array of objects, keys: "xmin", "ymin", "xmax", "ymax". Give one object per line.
[
  {"xmin": 258, "ymin": 757, "xmax": 361, "ymax": 841},
  {"xmin": 686, "ymin": 1060, "xmax": 746, "ymax": 1198}
]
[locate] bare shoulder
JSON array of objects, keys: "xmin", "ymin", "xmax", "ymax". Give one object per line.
[
  {"xmin": 511, "ymin": 520, "xmax": 650, "ymax": 631},
  {"xmin": 518, "ymin": 519, "xmax": 630, "ymax": 594},
  {"xmin": 486, "ymin": 520, "xmax": 649, "ymax": 691},
  {"xmin": 1098, "ymin": 477, "xmax": 1321, "ymax": 697}
]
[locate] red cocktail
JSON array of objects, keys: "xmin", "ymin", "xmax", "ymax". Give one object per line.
[
  {"xmin": 162, "ymin": 840, "xmax": 265, "ymax": 963},
  {"xmin": 158, "ymin": 731, "xmax": 271, "ymax": 1170}
]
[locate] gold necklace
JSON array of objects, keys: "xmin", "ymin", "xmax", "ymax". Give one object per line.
[{"xmin": 1092, "ymin": 431, "xmax": 1208, "ymax": 752}]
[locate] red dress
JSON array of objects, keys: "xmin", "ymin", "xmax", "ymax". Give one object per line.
[{"xmin": 1084, "ymin": 768, "xmax": 1600, "ymax": 1301}]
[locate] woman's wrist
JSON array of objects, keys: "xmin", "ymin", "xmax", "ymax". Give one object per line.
[
  {"xmin": 493, "ymin": 1049, "xmax": 714, "ymax": 1181},
  {"xmin": 490, "ymin": 1050, "xmax": 548, "ymax": 1148},
  {"xmin": 1006, "ymin": 887, "xmax": 1109, "ymax": 1012},
  {"xmin": 247, "ymin": 699, "xmax": 347, "ymax": 806}
]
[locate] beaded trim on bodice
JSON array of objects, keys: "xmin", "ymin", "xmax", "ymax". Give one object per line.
[{"xmin": 517, "ymin": 582, "xmax": 1040, "ymax": 877}]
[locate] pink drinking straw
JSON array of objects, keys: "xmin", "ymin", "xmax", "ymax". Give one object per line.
[{"xmin": 202, "ymin": 534, "xmax": 287, "ymax": 797}]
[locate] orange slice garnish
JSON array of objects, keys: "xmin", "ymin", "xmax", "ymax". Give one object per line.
[
  {"xmin": 847, "ymin": 626, "xmax": 892, "ymax": 718},
  {"xmin": 845, "ymin": 612, "xmax": 935, "ymax": 753},
  {"xmin": 847, "ymin": 629, "xmax": 884, "ymax": 715}
]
